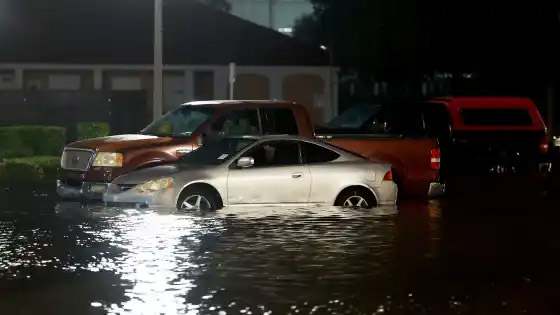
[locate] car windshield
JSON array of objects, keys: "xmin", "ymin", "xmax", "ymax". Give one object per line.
[
  {"xmin": 141, "ymin": 106, "xmax": 214, "ymax": 137},
  {"xmin": 328, "ymin": 105, "xmax": 381, "ymax": 129},
  {"xmin": 180, "ymin": 138, "xmax": 257, "ymax": 165}
]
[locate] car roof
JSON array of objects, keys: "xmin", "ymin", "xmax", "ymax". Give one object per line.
[{"xmin": 428, "ymin": 97, "xmax": 537, "ymax": 110}]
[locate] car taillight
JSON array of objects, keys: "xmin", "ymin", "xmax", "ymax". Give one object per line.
[
  {"xmin": 539, "ymin": 135, "xmax": 549, "ymax": 155},
  {"xmin": 383, "ymin": 170, "xmax": 393, "ymax": 181},
  {"xmin": 430, "ymin": 148, "xmax": 441, "ymax": 170}
]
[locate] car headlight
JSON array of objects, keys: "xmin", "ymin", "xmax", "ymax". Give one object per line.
[
  {"xmin": 93, "ymin": 152, "xmax": 124, "ymax": 167},
  {"xmin": 136, "ymin": 177, "xmax": 174, "ymax": 193}
]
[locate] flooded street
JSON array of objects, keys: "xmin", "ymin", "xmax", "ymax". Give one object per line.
[{"xmin": 1, "ymin": 179, "xmax": 560, "ymax": 314}]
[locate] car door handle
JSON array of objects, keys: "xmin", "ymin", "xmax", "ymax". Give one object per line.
[{"xmin": 292, "ymin": 172, "xmax": 303, "ymax": 179}]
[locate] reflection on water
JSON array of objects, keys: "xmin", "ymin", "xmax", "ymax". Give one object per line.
[{"xmin": 1, "ymin": 191, "xmax": 560, "ymax": 314}]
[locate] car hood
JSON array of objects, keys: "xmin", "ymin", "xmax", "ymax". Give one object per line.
[
  {"xmin": 68, "ymin": 134, "xmax": 177, "ymax": 153},
  {"xmin": 112, "ymin": 164, "xmax": 213, "ymax": 185}
]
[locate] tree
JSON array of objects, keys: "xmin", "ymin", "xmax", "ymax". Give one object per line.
[
  {"xmin": 295, "ymin": 0, "xmax": 559, "ymax": 98},
  {"xmin": 294, "ymin": 0, "xmax": 431, "ymax": 80}
]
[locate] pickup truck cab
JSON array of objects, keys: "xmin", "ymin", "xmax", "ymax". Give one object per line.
[
  {"xmin": 421, "ymin": 97, "xmax": 550, "ymax": 177},
  {"xmin": 57, "ymin": 100, "xmax": 443, "ymax": 200}
]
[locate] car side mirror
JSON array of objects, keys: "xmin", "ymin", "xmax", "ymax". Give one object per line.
[{"xmin": 237, "ymin": 157, "xmax": 254, "ymax": 169}]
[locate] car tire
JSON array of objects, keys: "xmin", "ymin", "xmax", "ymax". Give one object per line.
[
  {"xmin": 335, "ymin": 187, "xmax": 377, "ymax": 209},
  {"xmin": 176, "ymin": 188, "xmax": 221, "ymax": 211}
]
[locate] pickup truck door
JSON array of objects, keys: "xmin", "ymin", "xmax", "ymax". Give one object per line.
[{"xmin": 227, "ymin": 140, "xmax": 311, "ymax": 205}]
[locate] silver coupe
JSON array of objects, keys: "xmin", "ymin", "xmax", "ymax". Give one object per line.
[{"xmin": 103, "ymin": 136, "xmax": 397, "ymax": 210}]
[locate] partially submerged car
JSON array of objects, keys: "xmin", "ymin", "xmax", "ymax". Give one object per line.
[{"xmin": 103, "ymin": 136, "xmax": 397, "ymax": 210}]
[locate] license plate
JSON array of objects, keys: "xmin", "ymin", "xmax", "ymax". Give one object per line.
[{"xmin": 62, "ymin": 171, "xmax": 84, "ymax": 181}]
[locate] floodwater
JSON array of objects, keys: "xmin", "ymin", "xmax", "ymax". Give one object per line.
[{"xmin": 1, "ymin": 177, "xmax": 560, "ymax": 315}]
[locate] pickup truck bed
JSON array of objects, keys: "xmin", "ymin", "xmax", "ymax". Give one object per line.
[{"xmin": 318, "ymin": 134, "xmax": 441, "ymax": 196}]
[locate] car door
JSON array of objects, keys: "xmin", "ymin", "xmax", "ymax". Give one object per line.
[
  {"xmin": 227, "ymin": 140, "xmax": 311, "ymax": 205},
  {"xmin": 301, "ymin": 141, "xmax": 344, "ymax": 203}
]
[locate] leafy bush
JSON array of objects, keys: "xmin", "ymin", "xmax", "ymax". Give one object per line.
[
  {"xmin": 0, "ymin": 126, "xmax": 66, "ymax": 158},
  {"xmin": 0, "ymin": 156, "xmax": 59, "ymax": 183},
  {"xmin": 77, "ymin": 122, "xmax": 110, "ymax": 140}
]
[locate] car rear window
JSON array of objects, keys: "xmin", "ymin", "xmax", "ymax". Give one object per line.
[{"xmin": 461, "ymin": 109, "xmax": 533, "ymax": 126}]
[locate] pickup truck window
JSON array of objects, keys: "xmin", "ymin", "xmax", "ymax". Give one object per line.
[
  {"xmin": 302, "ymin": 142, "xmax": 340, "ymax": 164},
  {"xmin": 141, "ymin": 106, "xmax": 214, "ymax": 137},
  {"xmin": 260, "ymin": 108, "xmax": 299, "ymax": 135},
  {"xmin": 328, "ymin": 105, "xmax": 381, "ymax": 129},
  {"xmin": 180, "ymin": 138, "xmax": 256, "ymax": 165},
  {"xmin": 422, "ymin": 102, "xmax": 452, "ymax": 138},
  {"xmin": 461, "ymin": 109, "xmax": 533, "ymax": 126},
  {"xmin": 328, "ymin": 104, "xmax": 425, "ymax": 136},
  {"xmin": 212, "ymin": 109, "xmax": 261, "ymax": 136}
]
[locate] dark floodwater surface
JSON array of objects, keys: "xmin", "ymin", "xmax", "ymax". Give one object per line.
[{"xmin": 1, "ymin": 180, "xmax": 560, "ymax": 314}]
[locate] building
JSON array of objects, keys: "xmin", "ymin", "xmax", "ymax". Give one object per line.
[
  {"xmin": 0, "ymin": 0, "xmax": 337, "ymax": 135},
  {"xmin": 229, "ymin": 0, "xmax": 313, "ymax": 35}
]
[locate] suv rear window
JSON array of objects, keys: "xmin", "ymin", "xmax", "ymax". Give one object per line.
[{"xmin": 461, "ymin": 109, "xmax": 533, "ymax": 126}]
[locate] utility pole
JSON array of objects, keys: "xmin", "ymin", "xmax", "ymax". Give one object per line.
[
  {"xmin": 153, "ymin": 0, "xmax": 163, "ymax": 120},
  {"xmin": 268, "ymin": 0, "xmax": 275, "ymax": 29}
]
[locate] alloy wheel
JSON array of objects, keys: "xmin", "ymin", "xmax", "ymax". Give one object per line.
[
  {"xmin": 180, "ymin": 195, "xmax": 212, "ymax": 210},
  {"xmin": 343, "ymin": 195, "xmax": 369, "ymax": 208}
]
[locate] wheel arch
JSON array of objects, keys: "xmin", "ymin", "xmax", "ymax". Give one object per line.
[
  {"xmin": 175, "ymin": 181, "xmax": 224, "ymax": 209},
  {"xmin": 333, "ymin": 184, "xmax": 379, "ymax": 207}
]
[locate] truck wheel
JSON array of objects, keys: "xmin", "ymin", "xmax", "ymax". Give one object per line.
[
  {"xmin": 176, "ymin": 188, "xmax": 220, "ymax": 211},
  {"xmin": 335, "ymin": 187, "xmax": 377, "ymax": 209}
]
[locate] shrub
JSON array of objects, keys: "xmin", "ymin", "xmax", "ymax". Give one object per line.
[
  {"xmin": 77, "ymin": 122, "xmax": 110, "ymax": 140},
  {"xmin": 0, "ymin": 129, "xmax": 33, "ymax": 158},
  {"xmin": 0, "ymin": 156, "xmax": 60, "ymax": 183},
  {"xmin": 0, "ymin": 126, "xmax": 66, "ymax": 158}
]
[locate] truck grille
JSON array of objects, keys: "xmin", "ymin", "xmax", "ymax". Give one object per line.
[{"xmin": 61, "ymin": 149, "xmax": 95, "ymax": 171}]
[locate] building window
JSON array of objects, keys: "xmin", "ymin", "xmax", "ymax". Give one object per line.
[
  {"xmin": 111, "ymin": 76, "xmax": 142, "ymax": 91},
  {"xmin": 194, "ymin": 71, "xmax": 214, "ymax": 100},
  {"xmin": 0, "ymin": 73, "xmax": 15, "ymax": 90},
  {"xmin": 48, "ymin": 75, "xmax": 81, "ymax": 90}
]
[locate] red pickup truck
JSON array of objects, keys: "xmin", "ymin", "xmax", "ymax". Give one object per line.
[
  {"xmin": 421, "ymin": 97, "xmax": 550, "ymax": 177},
  {"xmin": 57, "ymin": 101, "xmax": 443, "ymax": 200}
]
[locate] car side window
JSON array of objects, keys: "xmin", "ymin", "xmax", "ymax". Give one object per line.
[
  {"xmin": 302, "ymin": 142, "xmax": 340, "ymax": 164},
  {"xmin": 242, "ymin": 141, "xmax": 301, "ymax": 168},
  {"xmin": 260, "ymin": 108, "xmax": 299, "ymax": 135},
  {"xmin": 211, "ymin": 109, "xmax": 261, "ymax": 137}
]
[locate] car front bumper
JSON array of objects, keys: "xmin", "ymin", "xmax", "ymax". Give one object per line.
[{"xmin": 102, "ymin": 185, "xmax": 178, "ymax": 208}]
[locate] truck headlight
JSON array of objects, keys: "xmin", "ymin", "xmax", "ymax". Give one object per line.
[
  {"xmin": 93, "ymin": 152, "xmax": 124, "ymax": 167},
  {"xmin": 136, "ymin": 177, "xmax": 174, "ymax": 193}
]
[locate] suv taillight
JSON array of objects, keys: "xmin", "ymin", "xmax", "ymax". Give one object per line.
[
  {"xmin": 430, "ymin": 148, "xmax": 441, "ymax": 170},
  {"xmin": 539, "ymin": 135, "xmax": 549, "ymax": 155},
  {"xmin": 383, "ymin": 170, "xmax": 393, "ymax": 181}
]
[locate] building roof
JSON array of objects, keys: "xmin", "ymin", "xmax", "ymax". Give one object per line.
[{"xmin": 0, "ymin": 0, "xmax": 328, "ymax": 66}]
